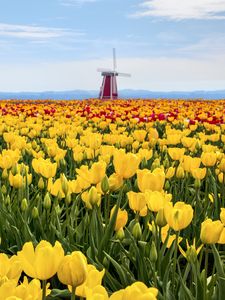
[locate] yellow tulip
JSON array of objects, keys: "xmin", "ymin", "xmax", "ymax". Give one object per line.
[
  {"xmin": 137, "ymin": 168, "xmax": 165, "ymax": 192},
  {"xmin": 132, "ymin": 129, "xmax": 147, "ymax": 142},
  {"xmin": 167, "ymin": 134, "xmax": 182, "ymax": 145},
  {"xmin": 219, "ymin": 158, "xmax": 225, "ymax": 172},
  {"xmin": 220, "ymin": 208, "xmax": 225, "ymax": 225},
  {"xmin": 81, "ymin": 186, "xmax": 101, "ymax": 209},
  {"xmin": 176, "ymin": 164, "xmax": 185, "ymax": 178},
  {"xmin": 182, "ymin": 156, "xmax": 201, "ymax": 172},
  {"xmin": 218, "ymin": 228, "xmax": 225, "ymax": 244},
  {"xmin": 14, "ymin": 277, "xmax": 51, "ymax": 300},
  {"xmin": 32, "ymin": 158, "xmax": 57, "ymax": 178},
  {"xmin": 8, "ymin": 173, "xmax": 23, "ymax": 189},
  {"xmin": 110, "ymin": 206, "xmax": 128, "ymax": 231},
  {"xmin": 110, "ymin": 282, "xmax": 158, "ymax": 300},
  {"xmin": 164, "ymin": 202, "xmax": 193, "ymax": 231},
  {"xmin": 201, "ymin": 152, "xmax": 217, "ymax": 167},
  {"xmin": 49, "ymin": 178, "xmax": 65, "ymax": 198},
  {"xmin": 90, "ymin": 161, "xmax": 107, "ymax": 184},
  {"xmin": 57, "ymin": 251, "xmax": 87, "ymax": 288},
  {"xmin": 17, "ymin": 240, "xmax": 64, "ymax": 280},
  {"xmin": 76, "ymin": 165, "xmax": 91, "ymax": 182},
  {"xmin": 127, "ymin": 191, "xmax": 146, "ymax": 213},
  {"xmin": 191, "ymin": 167, "xmax": 207, "ymax": 180},
  {"xmin": 113, "ymin": 150, "xmax": 140, "ymax": 179},
  {"xmin": 160, "ymin": 224, "xmax": 182, "ymax": 248},
  {"xmin": 0, "ymin": 254, "xmax": 22, "ymax": 282},
  {"xmin": 165, "ymin": 167, "xmax": 175, "ymax": 179},
  {"xmin": 200, "ymin": 219, "xmax": 224, "ymax": 244},
  {"xmin": 86, "ymin": 285, "xmax": 109, "ymax": 300},
  {"xmin": 108, "ymin": 173, "xmax": 123, "ymax": 192},
  {"xmin": 218, "ymin": 172, "xmax": 224, "ymax": 183},
  {"xmin": 168, "ymin": 148, "xmax": 185, "ymax": 161},
  {"xmin": 145, "ymin": 190, "xmax": 172, "ymax": 212},
  {"xmin": 137, "ymin": 149, "xmax": 153, "ymax": 161},
  {"xmin": 0, "ymin": 279, "xmax": 17, "ymax": 300},
  {"xmin": 0, "ymin": 149, "xmax": 20, "ymax": 169},
  {"xmin": 75, "ymin": 265, "xmax": 105, "ymax": 297}
]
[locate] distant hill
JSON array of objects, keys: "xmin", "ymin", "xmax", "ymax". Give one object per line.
[{"xmin": 0, "ymin": 89, "xmax": 225, "ymax": 100}]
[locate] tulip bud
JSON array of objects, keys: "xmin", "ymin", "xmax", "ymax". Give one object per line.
[
  {"xmin": 140, "ymin": 157, "xmax": 148, "ymax": 169},
  {"xmin": 156, "ymin": 209, "xmax": 167, "ymax": 227},
  {"xmin": 43, "ymin": 192, "xmax": 51, "ymax": 210},
  {"xmin": 132, "ymin": 141, "xmax": 139, "ymax": 150},
  {"xmin": 151, "ymin": 222, "xmax": 157, "ymax": 237},
  {"xmin": 150, "ymin": 241, "xmax": 158, "ymax": 263},
  {"xmin": 138, "ymin": 241, "xmax": 147, "ymax": 251},
  {"xmin": 115, "ymin": 228, "xmax": 125, "ymax": 240},
  {"xmin": 61, "ymin": 174, "xmax": 69, "ymax": 195},
  {"xmin": 122, "ymin": 183, "xmax": 129, "ymax": 194},
  {"xmin": 60, "ymin": 158, "xmax": 66, "ymax": 168},
  {"xmin": 1, "ymin": 185, "xmax": 7, "ymax": 195},
  {"xmin": 11, "ymin": 164, "xmax": 18, "ymax": 176},
  {"xmin": 153, "ymin": 152, "xmax": 158, "ymax": 159},
  {"xmin": 101, "ymin": 176, "xmax": 109, "ymax": 194},
  {"xmin": 163, "ymin": 157, "xmax": 170, "ymax": 169},
  {"xmin": 21, "ymin": 149, "xmax": 26, "ymax": 157},
  {"xmin": 90, "ymin": 186, "xmax": 100, "ymax": 205},
  {"xmin": 55, "ymin": 204, "xmax": 61, "ymax": 215},
  {"xmin": 218, "ymin": 173, "xmax": 224, "ymax": 183},
  {"xmin": 194, "ymin": 179, "xmax": 201, "ymax": 189},
  {"xmin": 4, "ymin": 195, "xmax": 10, "ymax": 206},
  {"xmin": 103, "ymin": 256, "xmax": 110, "ymax": 268},
  {"xmin": 65, "ymin": 193, "xmax": 71, "ymax": 205},
  {"xmin": 176, "ymin": 165, "xmax": 185, "ymax": 179},
  {"xmin": 21, "ymin": 198, "xmax": 28, "ymax": 212},
  {"xmin": 132, "ymin": 222, "xmax": 142, "ymax": 240},
  {"xmin": 186, "ymin": 246, "xmax": 198, "ymax": 263},
  {"xmin": 38, "ymin": 177, "xmax": 45, "ymax": 190},
  {"xmin": 20, "ymin": 164, "xmax": 27, "ymax": 176},
  {"xmin": 215, "ymin": 168, "xmax": 220, "ymax": 176},
  {"xmin": 164, "ymin": 180, "xmax": 170, "ymax": 190},
  {"xmin": 151, "ymin": 158, "xmax": 161, "ymax": 170},
  {"xmin": 1, "ymin": 169, "xmax": 8, "ymax": 179},
  {"xmin": 32, "ymin": 140, "xmax": 37, "ymax": 149},
  {"xmin": 32, "ymin": 207, "xmax": 39, "ymax": 219}
]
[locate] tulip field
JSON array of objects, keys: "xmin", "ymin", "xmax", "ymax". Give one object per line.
[{"xmin": 1, "ymin": 98, "xmax": 225, "ymax": 300}]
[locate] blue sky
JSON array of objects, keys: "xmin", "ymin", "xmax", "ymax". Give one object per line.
[{"xmin": 0, "ymin": 0, "xmax": 225, "ymax": 92}]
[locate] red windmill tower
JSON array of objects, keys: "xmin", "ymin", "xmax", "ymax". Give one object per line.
[{"xmin": 98, "ymin": 48, "xmax": 131, "ymax": 100}]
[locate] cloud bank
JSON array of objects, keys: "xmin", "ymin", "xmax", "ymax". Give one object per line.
[
  {"xmin": 0, "ymin": 23, "xmax": 82, "ymax": 39},
  {"xmin": 133, "ymin": 0, "xmax": 225, "ymax": 20}
]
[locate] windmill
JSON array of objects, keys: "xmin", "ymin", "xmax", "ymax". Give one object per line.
[{"xmin": 97, "ymin": 48, "xmax": 131, "ymax": 100}]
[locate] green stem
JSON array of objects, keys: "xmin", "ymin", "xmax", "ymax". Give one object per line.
[
  {"xmin": 71, "ymin": 286, "xmax": 76, "ymax": 300},
  {"xmin": 204, "ymin": 245, "xmax": 209, "ymax": 281},
  {"xmin": 42, "ymin": 280, "xmax": 47, "ymax": 300},
  {"xmin": 172, "ymin": 231, "xmax": 179, "ymax": 292},
  {"xmin": 191, "ymin": 262, "xmax": 198, "ymax": 298}
]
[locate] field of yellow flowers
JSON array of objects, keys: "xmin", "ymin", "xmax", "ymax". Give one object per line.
[{"xmin": 0, "ymin": 99, "xmax": 225, "ymax": 300}]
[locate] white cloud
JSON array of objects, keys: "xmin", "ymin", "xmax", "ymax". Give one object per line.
[
  {"xmin": 0, "ymin": 23, "xmax": 83, "ymax": 39},
  {"xmin": 60, "ymin": 0, "xmax": 98, "ymax": 6},
  {"xmin": 133, "ymin": 0, "xmax": 225, "ymax": 20},
  {"xmin": 0, "ymin": 54, "xmax": 225, "ymax": 92}
]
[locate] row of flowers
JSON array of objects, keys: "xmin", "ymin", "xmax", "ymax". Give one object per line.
[
  {"xmin": 0, "ymin": 240, "xmax": 158, "ymax": 300},
  {"xmin": 0, "ymin": 99, "xmax": 225, "ymax": 299}
]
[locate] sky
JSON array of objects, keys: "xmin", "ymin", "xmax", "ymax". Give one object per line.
[{"xmin": 0, "ymin": 0, "xmax": 225, "ymax": 92}]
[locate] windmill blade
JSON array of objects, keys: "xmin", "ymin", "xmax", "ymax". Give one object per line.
[
  {"xmin": 117, "ymin": 72, "xmax": 131, "ymax": 77},
  {"xmin": 97, "ymin": 68, "xmax": 113, "ymax": 73},
  {"xmin": 113, "ymin": 48, "xmax": 117, "ymax": 71}
]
